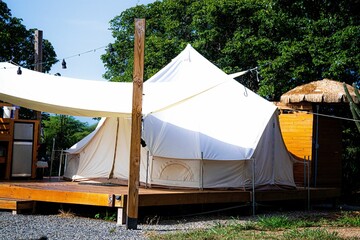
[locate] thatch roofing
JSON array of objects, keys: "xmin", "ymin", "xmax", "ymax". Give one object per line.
[{"xmin": 280, "ymin": 79, "xmax": 359, "ymax": 104}]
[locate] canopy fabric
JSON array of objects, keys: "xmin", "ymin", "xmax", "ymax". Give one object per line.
[
  {"xmin": 143, "ymin": 45, "xmax": 276, "ymax": 160},
  {"xmin": 0, "ymin": 62, "xmax": 132, "ymax": 117},
  {"xmin": 0, "ymin": 45, "xmax": 237, "ymax": 117},
  {"xmin": 143, "ymin": 79, "xmax": 276, "ymax": 160}
]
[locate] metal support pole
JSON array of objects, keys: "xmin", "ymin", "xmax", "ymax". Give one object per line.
[
  {"xmin": 307, "ymin": 155, "xmax": 311, "ymax": 210},
  {"xmin": 58, "ymin": 150, "xmax": 63, "ymax": 177},
  {"xmin": 252, "ymin": 158, "xmax": 256, "ymax": 216},
  {"xmin": 200, "ymin": 152, "xmax": 204, "ymax": 190},
  {"xmin": 303, "ymin": 156, "xmax": 306, "ymax": 188},
  {"xmin": 145, "ymin": 150, "xmax": 149, "ymax": 188},
  {"xmin": 49, "ymin": 138, "xmax": 55, "ymax": 177},
  {"xmin": 314, "ymin": 105, "xmax": 319, "ymax": 187},
  {"xmin": 64, "ymin": 153, "xmax": 68, "ymax": 173}
]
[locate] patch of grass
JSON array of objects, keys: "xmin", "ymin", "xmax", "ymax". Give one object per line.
[
  {"xmin": 283, "ymin": 228, "xmax": 341, "ymax": 240},
  {"xmin": 257, "ymin": 215, "xmax": 321, "ymax": 230},
  {"xmin": 336, "ymin": 212, "xmax": 360, "ymax": 227},
  {"xmin": 149, "ymin": 212, "xmax": 360, "ymax": 240},
  {"xmin": 257, "ymin": 215, "xmax": 293, "ymax": 229},
  {"xmin": 257, "ymin": 215, "xmax": 313, "ymax": 230},
  {"xmin": 150, "ymin": 227, "xmax": 266, "ymax": 240},
  {"xmin": 94, "ymin": 210, "xmax": 116, "ymax": 221}
]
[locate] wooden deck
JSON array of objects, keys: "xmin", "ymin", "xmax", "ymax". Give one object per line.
[{"xmin": 0, "ymin": 178, "xmax": 341, "ymax": 224}]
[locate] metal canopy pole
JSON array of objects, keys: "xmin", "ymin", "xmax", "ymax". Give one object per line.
[
  {"xmin": 252, "ymin": 158, "xmax": 256, "ymax": 216},
  {"xmin": 314, "ymin": 105, "xmax": 319, "ymax": 187}
]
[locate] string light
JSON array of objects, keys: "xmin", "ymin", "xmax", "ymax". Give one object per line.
[
  {"xmin": 283, "ymin": 108, "xmax": 360, "ymax": 122},
  {"xmin": 61, "ymin": 59, "xmax": 67, "ymax": 69},
  {"xmin": 1, "ymin": 45, "xmax": 108, "ymax": 71},
  {"xmin": 17, "ymin": 67, "xmax": 22, "ymax": 75}
]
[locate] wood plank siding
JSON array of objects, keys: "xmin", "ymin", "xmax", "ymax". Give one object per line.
[{"xmin": 279, "ymin": 113, "xmax": 313, "ymax": 187}]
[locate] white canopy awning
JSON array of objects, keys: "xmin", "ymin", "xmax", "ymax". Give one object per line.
[{"xmin": 0, "ymin": 45, "xmax": 243, "ymax": 117}]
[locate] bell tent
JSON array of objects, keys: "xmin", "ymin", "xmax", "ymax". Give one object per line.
[{"xmin": 63, "ymin": 45, "xmax": 296, "ymax": 189}]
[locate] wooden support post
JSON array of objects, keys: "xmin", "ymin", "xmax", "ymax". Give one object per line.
[
  {"xmin": 33, "ymin": 30, "xmax": 43, "ymax": 179},
  {"xmin": 34, "ymin": 30, "xmax": 43, "ymax": 73},
  {"xmin": 34, "ymin": 30, "xmax": 42, "ymax": 126},
  {"xmin": 126, "ymin": 18, "xmax": 145, "ymax": 230},
  {"xmin": 117, "ymin": 196, "xmax": 127, "ymax": 225}
]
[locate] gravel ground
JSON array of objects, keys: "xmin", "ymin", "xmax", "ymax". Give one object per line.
[
  {"xmin": 0, "ymin": 210, "xmax": 226, "ymax": 240},
  {"xmin": 1, "ymin": 208, "xmax": 360, "ymax": 240}
]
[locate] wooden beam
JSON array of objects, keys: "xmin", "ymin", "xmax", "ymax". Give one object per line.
[
  {"xmin": 126, "ymin": 18, "xmax": 145, "ymax": 230},
  {"xmin": 34, "ymin": 30, "xmax": 42, "ymax": 125},
  {"xmin": 34, "ymin": 30, "xmax": 43, "ymax": 73},
  {"xmin": 0, "ymin": 185, "xmax": 115, "ymax": 207}
]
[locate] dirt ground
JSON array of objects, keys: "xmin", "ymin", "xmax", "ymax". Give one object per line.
[{"xmin": 328, "ymin": 227, "xmax": 360, "ymax": 238}]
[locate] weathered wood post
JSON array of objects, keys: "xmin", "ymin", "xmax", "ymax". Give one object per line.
[
  {"xmin": 33, "ymin": 30, "xmax": 43, "ymax": 178},
  {"xmin": 126, "ymin": 18, "xmax": 145, "ymax": 230}
]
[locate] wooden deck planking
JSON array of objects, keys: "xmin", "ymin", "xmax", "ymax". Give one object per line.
[
  {"xmin": 0, "ymin": 183, "xmax": 116, "ymax": 207},
  {"xmin": 0, "ymin": 180, "xmax": 341, "ymax": 210},
  {"xmin": 0, "ymin": 198, "xmax": 35, "ymax": 214}
]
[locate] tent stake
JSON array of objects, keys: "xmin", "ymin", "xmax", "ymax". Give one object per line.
[{"xmin": 126, "ymin": 18, "xmax": 145, "ymax": 230}]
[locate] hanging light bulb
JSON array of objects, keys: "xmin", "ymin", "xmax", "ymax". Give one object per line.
[
  {"xmin": 17, "ymin": 67, "xmax": 22, "ymax": 75},
  {"xmin": 62, "ymin": 59, "xmax": 67, "ymax": 69}
]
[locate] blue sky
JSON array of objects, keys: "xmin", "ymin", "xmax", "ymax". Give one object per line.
[{"xmin": 5, "ymin": 0, "xmax": 156, "ymax": 124}]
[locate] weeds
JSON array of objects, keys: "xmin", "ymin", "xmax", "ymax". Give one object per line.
[
  {"xmin": 149, "ymin": 211, "xmax": 360, "ymax": 240},
  {"xmin": 94, "ymin": 210, "xmax": 116, "ymax": 221},
  {"xmin": 58, "ymin": 209, "xmax": 76, "ymax": 218},
  {"xmin": 257, "ymin": 215, "xmax": 293, "ymax": 230},
  {"xmin": 283, "ymin": 228, "xmax": 341, "ymax": 240},
  {"xmin": 336, "ymin": 211, "xmax": 360, "ymax": 227}
]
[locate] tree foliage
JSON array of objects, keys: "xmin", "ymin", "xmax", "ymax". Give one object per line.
[
  {"xmin": 1, "ymin": 1, "xmax": 58, "ymax": 122},
  {"xmin": 102, "ymin": 0, "xmax": 360, "ymax": 197},
  {"xmin": 0, "ymin": 1, "xmax": 57, "ymax": 72},
  {"xmin": 42, "ymin": 115, "xmax": 96, "ymax": 152},
  {"xmin": 102, "ymin": 0, "xmax": 359, "ymax": 101}
]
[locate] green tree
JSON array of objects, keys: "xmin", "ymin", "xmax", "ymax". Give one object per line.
[
  {"xmin": 42, "ymin": 115, "xmax": 96, "ymax": 153},
  {"xmin": 0, "ymin": 1, "xmax": 57, "ymax": 72},
  {"xmin": 102, "ymin": 0, "xmax": 360, "ymax": 200},
  {"xmin": 101, "ymin": 0, "xmax": 359, "ymax": 100},
  {"xmin": 1, "ymin": 1, "xmax": 57, "ymax": 120}
]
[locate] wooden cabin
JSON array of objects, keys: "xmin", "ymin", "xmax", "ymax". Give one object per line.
[
  {"xmin": 276, "ymin": 79, "xmax": 357, "ymax": 189},
  {"xmin": 0, "ymin": 103, "xmax": 40, "ymax": 180}
]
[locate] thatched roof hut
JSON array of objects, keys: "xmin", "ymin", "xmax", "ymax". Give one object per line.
[
  {"xmin": 277, "ymin": 78, "xmax": 358, "ymax": 188},
  {"xmin": 280, "ymin": 79, "xmax": 358, "ymax": 104}
]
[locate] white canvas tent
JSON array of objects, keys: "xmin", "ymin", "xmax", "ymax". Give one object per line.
[
  {"xmin": 0, "ymin": 44, "xmax": 296, "ymax": 189},
  {"xmin": 64, "ymin": 45, "xmax": 295, "ymax": 189}
]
